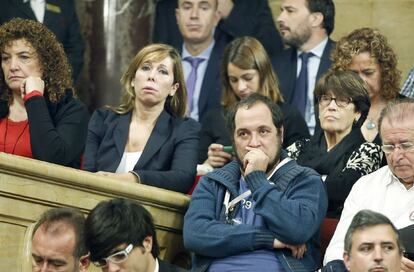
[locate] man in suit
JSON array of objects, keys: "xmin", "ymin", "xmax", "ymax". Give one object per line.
[
  {"xmin": 272, "ymin": 0, "xmax": 335, "ymax": 134},
  {"xmin": 153, "ymin": 0, "xmax": 283, "ymax": 58},
  {"xmin": 31, "ymin": 207, "xmax": 90, "ymax": 272},
  {"xmin": 85, "ymin": 198, "xmax": 186, "ymax": 272},
  {"xmin": 0, "ymin": 0, "xmax": 85, "ymax": 81},
  {"xmin": 175, "ymin": 0, "xmax": 222, "ymax": 121}
]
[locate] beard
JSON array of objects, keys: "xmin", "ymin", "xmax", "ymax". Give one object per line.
[{"xmin": 282, "ymin": 28, "xmax": 312, "ymax": 49}]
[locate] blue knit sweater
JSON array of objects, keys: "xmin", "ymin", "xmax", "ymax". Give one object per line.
[{"xmin": 184, "ymin": 152, "xmax": 328, "ymax": 271}]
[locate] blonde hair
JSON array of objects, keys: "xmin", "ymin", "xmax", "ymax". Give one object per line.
[{"xmin": 112, "ymin": 44, "xmax": 187, "ymax": 118}]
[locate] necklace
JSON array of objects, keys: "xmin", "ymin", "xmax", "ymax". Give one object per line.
[
  {"xmin": 3, "ymin": 118, "xmax": 29, "ymax": 154},
  {"xmin": 366, "ymin": 118, "xmax": 376, "ymax": 130}
]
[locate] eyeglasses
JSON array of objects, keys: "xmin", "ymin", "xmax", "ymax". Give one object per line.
[
  {"xmin": 318, "ymin": 95, "xmax": 352, "ymax": 108},
  {"xmin": 93, "ymin": 244, "xmax": 134, "ymax": 267},
  {"xmin": 381, "ymin": 142, "xmax": 414, "ymax": 154}
]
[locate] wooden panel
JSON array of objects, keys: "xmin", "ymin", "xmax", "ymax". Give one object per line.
[{"xmin": 0, "ymin": 153, "xmax": 190, "ymax": 271}]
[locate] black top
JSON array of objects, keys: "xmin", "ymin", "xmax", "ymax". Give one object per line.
[
  {"xmin": 0, "ymin": 90, "xmax": 89, "ymax": 168},
  {"xmin": 198, "ymin": 102, "xmax": 309, "ymax": 163}
]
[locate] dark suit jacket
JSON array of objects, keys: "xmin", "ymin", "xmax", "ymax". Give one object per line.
[
  {"xmin": 159, "ymin": 259, "xmax": 188, "ymax": 272},
  {"xmin": 153, "ymin": 0, "xmax": 283, "ymax": 57},
  {"xmin": 83, "ymin": 109, "xmax": 201, "ymax": 193},
  {"xmin": 272, "ymin": 39, "xmax": 336, "ymax": 131},
  {"xmin": 0, "ymin": 0, "xmax": 85, "ymax": 80},
  {"xmin": 184, "ymin": 40, "xmax": 225, "ymax": 122}
]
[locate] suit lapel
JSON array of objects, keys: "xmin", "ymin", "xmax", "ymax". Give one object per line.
[
  {"xmin": 136, "ymin": 111, "xmax": 171, "ymax": 168},
  {"xmin": 113, "ymin": 113, "xmax": 132, "ymax": 166}
]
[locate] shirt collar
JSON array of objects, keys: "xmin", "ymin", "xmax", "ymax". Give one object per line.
[
  {"xmin": 297, "ymin": 37, "xmax": 328, "ymax": 59},
  {"xmin": 154, "ymin": 258, "xmax": 159, "ymax": 272},
  {"xmin": 386, "ymin": 166, "xmax": 414, "ymax": 191},
  {"xmin": 182, "ymin": 40, "xmax": 215, "ymax": 60}
]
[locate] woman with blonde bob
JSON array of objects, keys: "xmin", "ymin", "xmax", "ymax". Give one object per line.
[
  {"xmin": 84, "ymin": 44, "xmax": 200, "ymax": 193},
  {"xmin": 200, "ymin": 36, "xmax": 309, "ymax": 169}
]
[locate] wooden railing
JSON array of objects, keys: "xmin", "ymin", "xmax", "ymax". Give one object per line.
[{"xmin": 0, "ymin": 153, "xmax": 190, "ymax": 271}]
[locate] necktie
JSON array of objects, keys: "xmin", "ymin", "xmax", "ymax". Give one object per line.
[
  {"xmin": 292, "ymin": 52, "xmax": 313, "ymax": 117},
  {"xmin": 184, "ymin": 57, "xmax": 205, "ymax": 113}
]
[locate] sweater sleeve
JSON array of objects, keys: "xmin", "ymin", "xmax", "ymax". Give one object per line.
[
  {"xmin": 245, "ymin": 169, "xmax": 328, "ymax": 245},
  {"xmin": 184, "ymin": 177, "xmax": 275, "ymax": 258},
  {"xmin": 25, "ymin": 95, "xmax": 88, "ymax": 167}
]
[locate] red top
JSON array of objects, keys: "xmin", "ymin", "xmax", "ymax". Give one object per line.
[{"xmin": 0, "ymin": 118, "xmax": 32, "ymax": 158}]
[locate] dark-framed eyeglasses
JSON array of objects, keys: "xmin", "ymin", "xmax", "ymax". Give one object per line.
[
  {"xmin": 381, "ymin": 142, "xmax": 414, "ymax": 155},
  {"xmin": 318, "ymin": 95, "xmax": 352, "ymax": 108},
  {"xmin": 93, "ymin": 244, "xmax": 134, "ymax": 267}
]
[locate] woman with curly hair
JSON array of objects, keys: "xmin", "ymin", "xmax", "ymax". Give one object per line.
[
  {"xmin": 331, "ymin": 27, "xmax": 402, "ymax": 143},
  {"xmin": 83, "ymin": 44, "xmax": 200, "ymax": 193},
  {"xmin": 0, "ymin": 18, "xmax": 88, "ymax": 167}
]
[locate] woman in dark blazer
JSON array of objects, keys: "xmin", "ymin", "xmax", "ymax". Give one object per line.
[
  {"xmin": 199, "ymin": 37, "xmax": 309, "ymax": 170},
  {"xmin": 84, "ymin": 44, "xmax": 200, "ymax": 193}
]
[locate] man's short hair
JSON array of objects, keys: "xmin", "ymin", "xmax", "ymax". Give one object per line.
[
  {"xmin": 226, "ymin": 93, "xmax": 284, "ymax": 141},
  {"xmin": 344, "ymin": 209, "xmax": 404, "ymax": 254},
  {"xmin": 32, "ymin": 207, "xmax": 87, "ymax": 259},
  {"xmin": 306, "ymin": 0, "xmax": 335, "ymax": 35},
  {"xmin": 85, "ymin": 198, "xmax": 159, "ymax": 262},
  {"xmin": 378, "ymin": 99, "xmax": 414, "ymax": 137}
]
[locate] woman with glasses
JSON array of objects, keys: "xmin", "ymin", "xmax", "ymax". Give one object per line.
[
  {"xmin": 331, "ymin": 28, "xmax": 403, "ymax": 143},
  {"xmin": 287, "ymin": 70, "xmax": 382, "ymax": 218},
  {"xmin": 199, "ymin": 36, "xmax": 309, "ymax": 171}
]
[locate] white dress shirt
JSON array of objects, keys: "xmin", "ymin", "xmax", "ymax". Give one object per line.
[
  {"xmin": 324, "ymin": 165, "xmax": 414, "ymax": 264},
  {"xmin": 25, "ymin": 0, "xmax": 46, "ymax": 23}
]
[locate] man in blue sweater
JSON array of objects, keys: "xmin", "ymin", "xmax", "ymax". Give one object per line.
[{"xmin": 184, "ymin": 93, "xmax": 328, "ymax": 271}]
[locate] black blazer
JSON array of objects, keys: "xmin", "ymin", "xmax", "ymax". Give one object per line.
[
  {"xmin": 83, "ymin": 109, "xmax": 201, "ymax": 193},
  {"xmin": 272, "ymin": 39, "xmax": 335, "ymax": 132},
  {"xmin": 153, "ymin": 0, "xmax": 283, "ymax": 57},
  {"xmin": 0, "ymin": 0, "xmax": 85, "ymax": 80}
]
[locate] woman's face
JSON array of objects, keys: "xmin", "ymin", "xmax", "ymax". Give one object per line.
[
  {"xmin": 1, "ymin": 38, "xmax": 43, "ymax": 93},
  {"xmin": 319, "ymin": 91, "xmax": 361, "ymax": 136},
  {"xmin": 227, "ymin": 62, "xmax": 260, "ymax": 99},
  {"xmin": 348, "ymin": 52, "xmax": 382, "ymax": 100},
  {"xmin": 132, "ymin": 56, "xmax": 178, "ymax": 107}
]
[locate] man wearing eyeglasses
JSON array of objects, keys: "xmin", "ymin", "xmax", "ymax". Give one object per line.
[
  {"xmin": 85, "ymin": 198, "xmax": 186, "ymax": 272},
  {"xmin": 323, "ymin": 100, "xmax": 414, "ymax": 272},
  {"xmin": 31, "ymin": 207, "xmax": 90, "ymax": 272}
]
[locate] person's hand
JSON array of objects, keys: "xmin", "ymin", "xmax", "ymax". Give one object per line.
[
  {"xmin": 243, "ymin": 147, "xmax": 269, "ymax": 176},
  {"xmin": 205, "ymin": 143, "xmax": 233, "ymax": 168},
  {"xmin": 95, "ymin": 171, "xmax": 137, "ymax": 183},
  {"xmin": 217, "ymin": 0, "xmax": 234, "ymax": 19},
  {"xmin": 20, "ymin": 76, "xmax": 44, "ymax": 97},
  {"xmin": 401, "ymin": 256, "xmax": 414, "ymax": 271},
  {"xmin": 273, "ymin": 239, "xmax": 307, "ymax": 259}
]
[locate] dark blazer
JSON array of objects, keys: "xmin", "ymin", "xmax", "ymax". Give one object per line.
[
  {"xmin": 153, "ymin": 0, "xmax": 283, "ymax": 57},
  {"xmin": 83, "ymin": 109, "xmax": 201, "ymax": 193},
  {"xmin": 0, "ymin": 0, "xmax": 85, "ymax": 80},
  {"xmin": 272, "ymin": 39, "xmax": 335, "ymax": 105},
  {"xmin": 0, "ymin": 90, "xmax": 89, "ymax": 168},
  {"xmin": 188, "ymin": 40, "xmax": 225, "ymax": 122},
  {"xmin": 159, "ymin": 259, "xmax": 188, "ymax": 272}
]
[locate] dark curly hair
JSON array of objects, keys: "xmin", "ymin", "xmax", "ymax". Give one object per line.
[
  {"xmin": 331, "ymin": 27, "xmax": 401, "ymax": 100},
  {"xmin": 0, "ymin": 18, "xmax": 73, "ymax": 104}
]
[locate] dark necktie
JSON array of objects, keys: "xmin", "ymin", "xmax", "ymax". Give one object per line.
[
  {"xmin": 292, "ymin": 52, "xmax": 313, "ymax": 117},
  {"xmin": 184, "ymin": 57, "xmax": 205, "ymax": 113}
]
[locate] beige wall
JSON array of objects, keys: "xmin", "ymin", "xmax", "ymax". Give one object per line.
[{"xmin": 269, "ymin": 0, "xmax": 414, "ymax": 82}]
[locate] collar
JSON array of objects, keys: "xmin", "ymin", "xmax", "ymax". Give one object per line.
[
  {"xmin": 297, "ymin": 37, "xmax": 328, "ymax": 59},
  {"xmin": 386, "ymin": 167, "xmax": 414, "ymax": 191},
  {"xmin": 182, "ymin": 40, "xmax": 215, "ymax": 60}
]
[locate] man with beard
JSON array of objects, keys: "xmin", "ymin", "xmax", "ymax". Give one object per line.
[
  {"xmin": 343, "ymin": 210, "xmax": 404, "ymax": 272},
  {"xmin": 183, "ymin": 93, "xmax": 328, "ymax": 271},
  {"xmin": 272, "ymin": 0, "xmax": 335, "ymax": 135}
]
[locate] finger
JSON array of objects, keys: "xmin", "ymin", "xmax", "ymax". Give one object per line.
[{"xmin": 208, "ymin": 143, "xmax": 223, "ymax": 151}]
